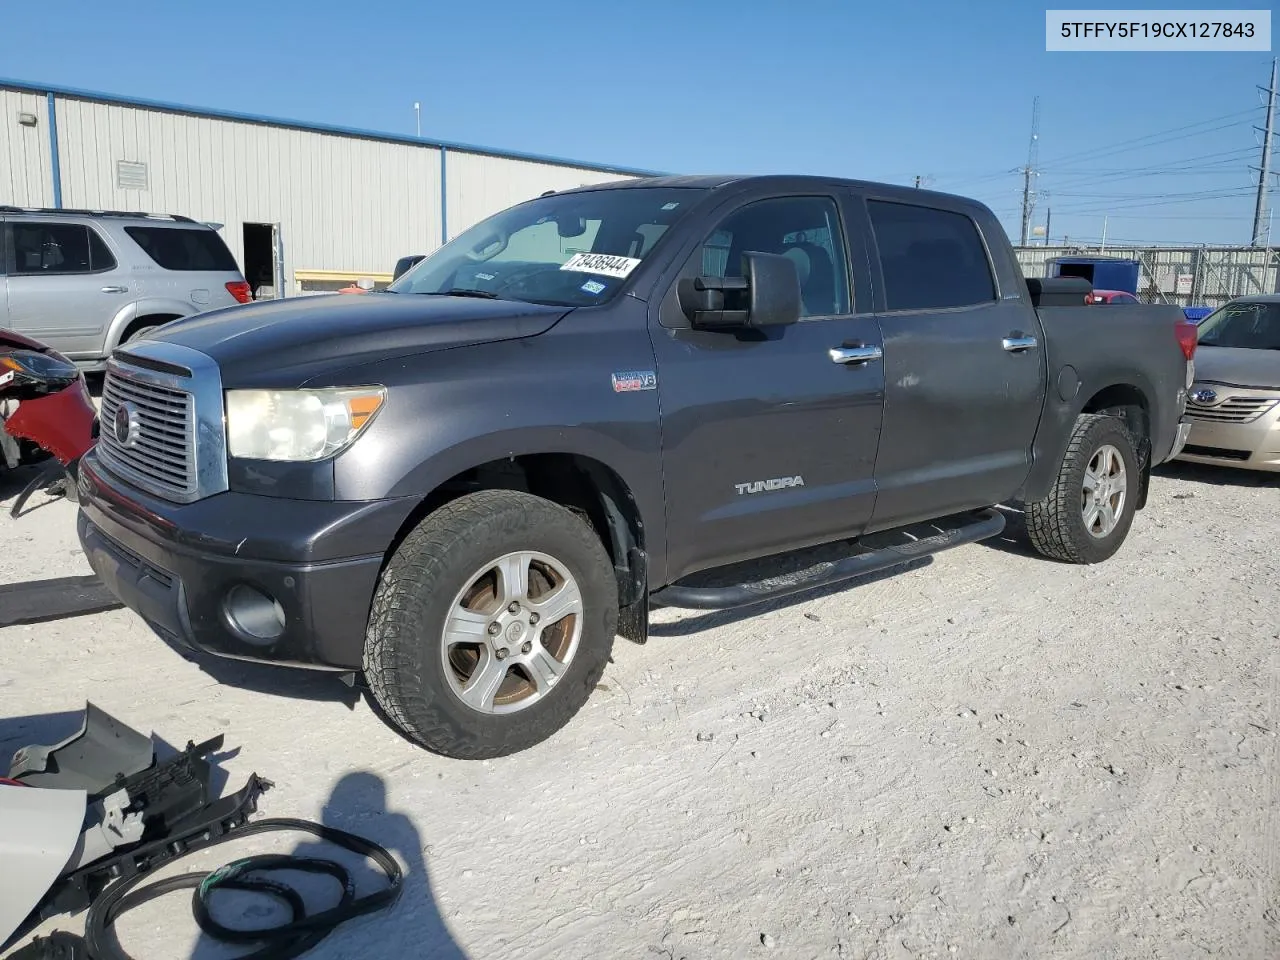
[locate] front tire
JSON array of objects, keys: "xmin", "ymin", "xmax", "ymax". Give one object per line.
[
  {"xmin": 1026, "ymin": 413, "xmax": 1139, "ymax": 564},
  {"xmin": 364, "ymin": 490, "xmax": 618, "ymax": 759}
]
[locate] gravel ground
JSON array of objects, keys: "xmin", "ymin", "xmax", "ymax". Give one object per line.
[{"xmin": 0, "ymin": 462, "xmax": 1276, "ymax": 960}]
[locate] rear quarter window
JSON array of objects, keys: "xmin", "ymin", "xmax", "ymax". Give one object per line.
[
  {"xmin": 868, "ymin": 200, "xmax": 996, "ymax": 312},
  {"xmin": 124, "ymin": 226, "xmax": 238, "ymax": 272}
]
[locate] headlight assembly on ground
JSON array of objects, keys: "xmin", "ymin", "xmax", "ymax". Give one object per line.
[{"xmin": 225, "ymin": 387, "xmax": 386, "ymax": 461}]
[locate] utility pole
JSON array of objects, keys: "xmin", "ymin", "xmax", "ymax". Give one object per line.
[
  {"xmin": 1251, "ymin": 58, "xmax": 1277, "ymax": 247},
  {"xmin": 1019, "ymin": 97, "xmax": 1040, "ymax": 246},
  {"xmin": 1100, "ymin": 215, "xmax": 1108, "ymax": 254},
  {"xmin": 1044, "ymin": 207, "xmax": 1052, "ymax": 246}
]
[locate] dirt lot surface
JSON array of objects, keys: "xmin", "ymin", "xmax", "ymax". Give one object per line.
[{"xmin": 0, "ymin": 463, "xmax": 1276, "ymax": 960}]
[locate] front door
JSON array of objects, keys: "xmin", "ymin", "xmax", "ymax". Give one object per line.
[
  {"xmin": 4, "ymin": 220, "xmax": 128, "ymax": 359},
  {"xmin": 858, "ymin": 195, "xmax": 1047, "ymax": 530},
  {"xmin": 651, "ymin": 192, "xmax": 885, "ymax": 583}
]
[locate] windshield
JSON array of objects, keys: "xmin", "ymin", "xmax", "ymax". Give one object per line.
[
  {"xmin": 389, "ymin": 186, "xmax": 705, "ymax": 307},
  {"xmin": 1197, "ymin": 300, "xmax": 1280, "ymax": 350}
]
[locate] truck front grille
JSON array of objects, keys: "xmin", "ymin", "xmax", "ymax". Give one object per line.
[
  {"xmin": 98, "ymin": 369, "xmax": 198, "ymax": 501},
  {"xmin": 1186, "ymin": 396, "xmax": 1278, "ymax": 424}
]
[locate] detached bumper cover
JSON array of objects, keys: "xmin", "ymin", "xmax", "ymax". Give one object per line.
[{"xmin": 76, "ymin": 452, "xmax": 415, "ymax": 669}]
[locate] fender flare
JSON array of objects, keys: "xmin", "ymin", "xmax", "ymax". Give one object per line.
[{"xmin": 104, "ymin": 298, "xmax": 194, "ymax": 352}]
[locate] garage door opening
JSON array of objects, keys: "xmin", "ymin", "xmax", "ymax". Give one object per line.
[{"xmin": 243, "ymin": 223, "xmax": 276, "ymax": 299}]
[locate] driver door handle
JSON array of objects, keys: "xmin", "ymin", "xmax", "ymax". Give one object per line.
[
  {"xmin": 1002, "ymin": 334, "xmax": 1038, "ymax": 353},
  {"xmin": 101, "ymin": 285, "xmax": 128, "ymax": 294},
  {"xmin": 829, "ymin": 344, "xmax": 883, "ymax": 366}
]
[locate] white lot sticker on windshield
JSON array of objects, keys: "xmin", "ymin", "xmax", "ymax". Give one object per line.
[
  {"xmin": 661, "ymin": 202, "xmax": 680, "ymax": 210},
  {"xmin": 560, "ymin": 252, "xmax": 641, "ymax": 279}
]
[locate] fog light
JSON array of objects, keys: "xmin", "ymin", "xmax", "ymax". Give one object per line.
[{"xmin": 224, "ymin": 584, "xmax": 286, "ymax": 644}]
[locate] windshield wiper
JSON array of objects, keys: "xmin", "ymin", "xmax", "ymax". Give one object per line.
[{"xmin": 425, "ymin": 288, "xmax": 503, "ymax": 300}]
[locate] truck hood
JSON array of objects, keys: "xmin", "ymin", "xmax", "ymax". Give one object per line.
[
  {"xmin": 1193, "ymin": 345, "xmax": 1280, "ymax": 390},
  {"xmin": 142, "ymin": 293, "xmax": 570, "ymax": 386}
]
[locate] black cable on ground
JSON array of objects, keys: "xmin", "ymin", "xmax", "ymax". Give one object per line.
[{"xmin": 82, "ymin": 817, "xmax": 403, "ymax": 960}]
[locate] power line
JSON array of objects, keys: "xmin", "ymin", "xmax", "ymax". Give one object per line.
[
  {"xmin": 1045, "ymin": 188, "xmax": 1256, "ymax": 216},
  {"xmin": 1036, "ymin": 107, "xmax": 1262, "ymax": 168}
]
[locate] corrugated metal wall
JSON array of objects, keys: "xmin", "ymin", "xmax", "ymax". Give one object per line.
[
  {"xmin": 2, "ymin": 84, "xmax": 644, "ymax": 289},
  {"xmin": 0, "ymin": 89, "xmax": 54, "ymax": 206},
  {"xmin": 445, "ymin": 151, "xmax": 630, "ymax": 243},
  {"xmin": 52, "ymin": 98, "xmax": 444, "ymax": 278}
]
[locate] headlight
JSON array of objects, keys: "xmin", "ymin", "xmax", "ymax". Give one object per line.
[
  {"xmin": 1, "ymin": 349, "xmax": 79, "ymax": 383},
  {"xmin": 225, "ymin": 387, "xmax": 386, "ymax": 462}
]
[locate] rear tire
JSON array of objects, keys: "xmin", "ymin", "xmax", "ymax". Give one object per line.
[
  {"xmin": 364, "ymin": 490, "xmax": 618, "ymax": 759},
  {"xmin": 1026, "ymin": 413, "xmax": 1139, "ymax": 564}
]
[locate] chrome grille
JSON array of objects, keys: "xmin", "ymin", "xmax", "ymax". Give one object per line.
[
  {"xmin": 1186, "ymin": 396, "xmax": 1278, "ymax": 424},
  {"xmin": 98, "ymin": 369, "xmax": 197, "ymax": 500}
]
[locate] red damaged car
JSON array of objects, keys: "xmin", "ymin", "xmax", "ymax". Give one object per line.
[{"xmin": 0, "ymin": 327, "xmax": 98, "ymax": 512}]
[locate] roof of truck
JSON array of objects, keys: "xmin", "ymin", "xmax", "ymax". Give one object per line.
[{"xmin": 558, "ymin": 174, "xmax": 980, "ymax": 206}]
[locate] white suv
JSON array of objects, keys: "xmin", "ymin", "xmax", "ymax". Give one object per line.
[{"xmin": 0, "ymin": 207, "xmax": 251, "ymax": 369}]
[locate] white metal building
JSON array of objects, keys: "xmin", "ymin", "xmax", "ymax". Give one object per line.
[{"xmin": 0, "ymin": 79, "xmax": 660, "ymax": 294}]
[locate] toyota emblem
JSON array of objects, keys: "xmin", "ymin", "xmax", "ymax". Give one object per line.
[
  {"xmin": 1190, "ymin": 388, "xmax": 1218, "ymax": 405},
  {"xmin": 113, "ymin": 401, "xmax": 141, "ymax": 447}
]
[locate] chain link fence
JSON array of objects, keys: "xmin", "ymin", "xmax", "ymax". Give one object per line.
[{"xmin": 1014, "ymin": 245, "xmax": 1280, "ymax": 309}]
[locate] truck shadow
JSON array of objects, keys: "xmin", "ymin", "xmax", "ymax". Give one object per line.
[
  {"xmin": 147, "ymin": 625, "xmax": 364, "ymax": 708},
  {"xmin": 1154, "ymin": 461, "xmax": 1276, "ymax": 489},
  {"xmin": 976, "ymin": 504, "xmax": 1041, "ymax": 559}
]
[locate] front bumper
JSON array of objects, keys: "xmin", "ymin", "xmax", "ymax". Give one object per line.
[
  {"xmin": 1176, "ymin": 384, "xmax": 1280, "ymax": 473},
  {"xmin": 76, "ymin": 451, "xmax": 416, "ymax": 669},
  {"xmin": 1162, "ymin": 417, "xmax": 1193, "ymax": 464}
]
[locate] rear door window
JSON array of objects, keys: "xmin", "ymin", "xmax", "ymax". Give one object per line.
[
  {"xmin": 10, "ymin": 222, "xmax": 104, "ymax": 275},
  {"xmin": 125, "ymin": 226, "xmax": 238, "ymax": 272},
  {"xmin": 867, "ymin": 201, "xmax": 996, "ymax": 312}
]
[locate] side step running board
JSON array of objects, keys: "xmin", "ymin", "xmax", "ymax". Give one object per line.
[{"xmin": 651, "ymin": 508, "xmax": 1006, "ymax": 611}]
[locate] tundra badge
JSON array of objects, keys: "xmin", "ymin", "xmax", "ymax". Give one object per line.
[{"xmin": 735, "ymin": 476, "xmax": 805, "ymax": 495}]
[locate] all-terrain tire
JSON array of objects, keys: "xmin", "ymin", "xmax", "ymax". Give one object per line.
[
  {"xmin": 364, "ymin": 490, "xmax": 618, "ymax": 759},
  {"xmin": 1026, "ymin": 413, "xmax": 1140, "ymax": 565}
]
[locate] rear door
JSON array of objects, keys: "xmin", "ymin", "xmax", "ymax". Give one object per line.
[
  {"xmin": 3, "ymin": 219, "xmax": 127, "ymax": 358},
  {"xmin": 856, "ymin": 194, "xmax": 1046, "ymax": 530},
  {"xmin": 122, "ymin": 224, "xmax": 246, "ymax": 309},
  {"xmin": 651, "ymin": 189, "xmax": 885, "ymax": 582}
]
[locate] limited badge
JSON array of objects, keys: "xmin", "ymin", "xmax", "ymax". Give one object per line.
[{"xmin": 611, "ymin": 370, "xmax": 657, "ymax": 393}]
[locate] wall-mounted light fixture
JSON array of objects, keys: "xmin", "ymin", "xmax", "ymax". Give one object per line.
[{"xmin": 17, "ymin": 111, "xmax": 37, "ymax": 127}]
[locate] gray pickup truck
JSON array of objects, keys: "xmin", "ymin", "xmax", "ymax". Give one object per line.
[{"xmin": 76, "ymin": 175, "xmax": 1197, "ymax": 759}]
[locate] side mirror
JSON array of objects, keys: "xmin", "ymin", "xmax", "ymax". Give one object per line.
[
  {"xmin": 392, "ymin": 255, "xmax": 426, "ymax": 281},
  {"xmin": 678, "ymin": 251, "xmax": 802, "ymax": 329}
]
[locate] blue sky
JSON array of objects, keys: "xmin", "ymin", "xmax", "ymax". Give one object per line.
[{"xmin": 3, "ymin": 0, "xmax": 1274, "ymax": 246}]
